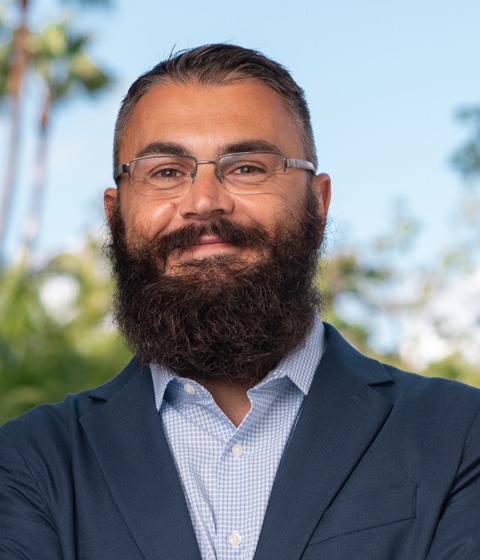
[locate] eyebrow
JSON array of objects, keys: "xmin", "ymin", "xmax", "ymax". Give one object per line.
[
  {"xmin": 135, "ymin": 142, "xmax": 190, "ymax": 159},
  {"xmin": 134, "ymin": 139, "xmax": 284, "ymax": 160},
  {"xmin": 218, "ymin": 140, "xmax": 283, "ymax": 156}
]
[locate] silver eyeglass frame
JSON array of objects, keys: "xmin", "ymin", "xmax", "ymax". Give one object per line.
[{"xmin": 113, "ymin": 151, "xmax": 315, "ymax": 184}]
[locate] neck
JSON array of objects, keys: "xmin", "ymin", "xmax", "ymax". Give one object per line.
[{"xmin": 193, "ymin": 377, "xmax": 255, "ymax": 427}]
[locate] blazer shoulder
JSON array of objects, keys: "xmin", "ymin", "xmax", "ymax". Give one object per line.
[
  {"xmin": 322, "ymin": 322, "xmax": 480, "ymax": 423},
  {"xmin": 0, "ymin": 356, "xmax": 147, "ymax": 453},
  {"xmin": 383, "ymin": 362, "xmax": 480, "ymax": 410},
  {"xmin": 364, "ymin": 360, "xmax": 480, "ymax": 442}
]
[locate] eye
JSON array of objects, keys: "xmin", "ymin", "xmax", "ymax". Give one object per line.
[
  {"xmin": 150, "ymin": 167, "xmax": 185, "ymax": 180},
  {"xmin": 231, "ymin": 163, "xmax": 267, "ymax": 175},
  {"xmin": 143, "ymin": 159, "xmax": 192, "ymax": 183},
  {"xmin": 218, "ymin": 153, "xmax": 282, "ymax": 185}
]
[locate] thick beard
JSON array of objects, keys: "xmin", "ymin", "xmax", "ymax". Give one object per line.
[{"xmin": 105, "ymin": 190, "xmax": 326, "ymax": 384}]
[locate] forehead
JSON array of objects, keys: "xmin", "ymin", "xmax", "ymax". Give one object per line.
[{"xmin": 119, "ymin": 79, "xmax": 304, "ymax": 161}]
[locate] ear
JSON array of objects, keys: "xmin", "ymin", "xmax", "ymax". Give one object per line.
[
  {"xmin": 104, "ymin": 187, "xmax": 118, "ymax": 226},
  {"xmin": 311, "ymin": 173, "xmax": 331, "ymax": 218}
]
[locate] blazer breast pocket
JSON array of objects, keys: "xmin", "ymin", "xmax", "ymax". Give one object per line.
[{"xmin": 308, "ymin": 484, "xmax": 417, "ymax": 545}]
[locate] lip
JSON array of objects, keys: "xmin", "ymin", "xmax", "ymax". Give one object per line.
[
  {"xmin": 194, "ymin": 235, "xmax": 227, "ymax": 246},
  {"xmin": 173, "ymin": 235, "xmax": 234, "ymax": 258}
]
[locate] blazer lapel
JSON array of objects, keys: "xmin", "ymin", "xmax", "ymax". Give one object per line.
[
  {"xmin": 254, "ymin": 325, "xmax": 393, "ymax": 560},
  {"xmin": 80, "ymin": 359, "xmax": 201, "ymax": 560}
]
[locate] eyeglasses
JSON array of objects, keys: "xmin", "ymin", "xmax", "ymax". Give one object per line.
[{"xmin": 114, "ymin": 151, "xmax": 315, "ymax": 198}]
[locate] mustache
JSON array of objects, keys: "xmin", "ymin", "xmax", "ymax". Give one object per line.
[{"xmin": 152, "ymin": 219, "xmax": 271, "ymax": 261}]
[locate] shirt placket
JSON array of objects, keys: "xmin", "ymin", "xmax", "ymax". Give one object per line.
[{"xmin": 214, "ymin": 400, "xmax": 266, "ymax": 560}]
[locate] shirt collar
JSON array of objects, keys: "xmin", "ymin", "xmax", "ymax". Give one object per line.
[
  {"xmin": 150, "ymin": 315, "xmax": 325, "ymax": 411},
  {"xmin": 257, "ymin": 314, "xmax": 325, "ymax": 395}
]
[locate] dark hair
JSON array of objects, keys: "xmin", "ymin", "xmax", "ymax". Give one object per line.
[{"xmin": 113, "ymin": 43, "xmax": 317, "ymax": 172}]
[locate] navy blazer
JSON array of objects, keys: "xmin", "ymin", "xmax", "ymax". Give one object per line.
[{"xmin": 1, "ymin": 324, "xmax": 480, "ymax": 559}]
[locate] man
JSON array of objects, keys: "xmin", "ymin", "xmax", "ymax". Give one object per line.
[{"xmin": 1, "ymin": 44, "xmax": 480, "ymax": 560}]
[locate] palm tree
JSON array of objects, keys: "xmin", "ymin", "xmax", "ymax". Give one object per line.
[
  {"xmin": 0, "ymin": 0, "xmax": 30, "ymax": 264},
  {"xmin": 0, "ymin": 0, "xmax": 112, "ymax": 264},
  {"xmin": 21, "ymin": 20, "xmax": 111, "ymax": 264}
]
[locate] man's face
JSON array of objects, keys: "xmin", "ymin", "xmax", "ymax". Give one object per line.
[
  {"xmin": 104, "ymin": 78, "xmax": 331, "ymax": 382},
  {"xmin": 104, "ymin": 79, "xmax": 330, "ymax": 270}
]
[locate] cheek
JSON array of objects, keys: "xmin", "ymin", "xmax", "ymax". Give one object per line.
[
  {"xmin": 244, "ymin": 190, "xmax": 307, "ymax": 231},
  {"xmin": 119, "ymin": 194, "xmax": 177, "ymax": 241}
]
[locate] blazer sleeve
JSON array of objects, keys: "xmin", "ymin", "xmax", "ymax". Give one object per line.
[
  {"xmin": 0, "ymin": 433, "xmax": 63, "ymax": 560},
  {"xmin": 426, "ymin": 411, "xmax": 480, "ymax": 559}
]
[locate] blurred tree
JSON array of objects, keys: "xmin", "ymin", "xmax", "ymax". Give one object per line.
[
  {"xmin": 448, "ymin": 106, "xmax": 480, "ymax": 279},
  {"xmin": 452, "ymin": 107, "xmax": 480, "ymax": 180},
  {"xmin": 320, "ymin": 199, "xmax": 480, "ymax": 387},
  {"xmin": 0, "ymin": 236, "xmax": 130, "ymax": 424},
  {"xmin": 318, "ymin": 251, "xmax": 390, "ymax": 355},
  {"xmin": 21, "ymin": 20, "xmax": 111, "ymax": 263},
  {"xmin": 0, "ymin": 0, "xmax": 30, "ymax": 262},
  {"xmin": 0, "ymin": 0, "xmax": 112, "ymax": 263}
]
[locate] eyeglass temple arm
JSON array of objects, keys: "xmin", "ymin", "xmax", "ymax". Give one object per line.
[
  {"xmin": 113, "ymin": 163, "xmax": 130, "ymax": 182},
  {"xmin": 284, "ymin": 158, "xmax": 315, "ymax": 172}
]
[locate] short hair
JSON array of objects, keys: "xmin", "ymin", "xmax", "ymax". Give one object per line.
[{"xmin": 113, "ymin": 43, "xmax": 317, "ymax": 173}]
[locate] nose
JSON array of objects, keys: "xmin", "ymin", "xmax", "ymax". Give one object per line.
[{"xmin": 178, "ymin": 162, "xmax": 234, "ymax": 221}]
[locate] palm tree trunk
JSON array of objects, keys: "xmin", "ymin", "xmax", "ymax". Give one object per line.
[
  {"xmin": 22, "ymin": 94, "xmax": 51, "ymax": 266},
  {"xmin": 0, "ymin": 0, "xmax": 30, "ymax": 264}
]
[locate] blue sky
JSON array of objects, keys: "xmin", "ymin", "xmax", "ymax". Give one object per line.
[{"xmin": 2, "ymin": 0, "xmax": 479, "ymax": 268}]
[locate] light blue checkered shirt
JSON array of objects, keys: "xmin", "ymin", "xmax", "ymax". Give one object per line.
[{"xmin": 150, "ymin": 315, "xmax": 325, "ymax": 560}]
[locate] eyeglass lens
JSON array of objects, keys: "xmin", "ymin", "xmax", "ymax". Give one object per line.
[{"xmin": 129, "ymin": 153, "xmax": 288, "ymax": 198}]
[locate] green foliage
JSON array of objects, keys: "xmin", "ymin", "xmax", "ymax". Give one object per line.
[
  {"xmin": 424, "ymin": 354, "xmax": 480, "ymax": 388},
  {"xmin": 319, "ymin": 216, "xmax": 480, "ymax": 386},
  {"xmin": 317, "ymin": 251, "xmax": 395, "ymax": 358},
  {"xmin": 0, "ymin": 240, "xmax": 131, "ymax": 424},
  {"xmin": 29, "ymin": 20, "xmax": 111, "ymax": 103}
]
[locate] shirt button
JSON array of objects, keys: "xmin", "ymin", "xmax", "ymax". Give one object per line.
[
  {"xmin": 231, "ymin": 443, "xmax": 244, "ymax": 458},
  {"xmin": 228, "ymin": 531, "xmax": 242, "ymax": 547},
  {"xmin": 183, "ymin": 383, "xmax": 196, "ymax": 395}
]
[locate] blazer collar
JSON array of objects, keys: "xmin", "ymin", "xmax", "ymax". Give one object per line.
[
  {"xmin": 254, "ymin": 323, "xmax": 394, "ymax": 560},
  {"xmin": 80, "ymin": 358, "xmax": 202, "ymax": 560}
]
